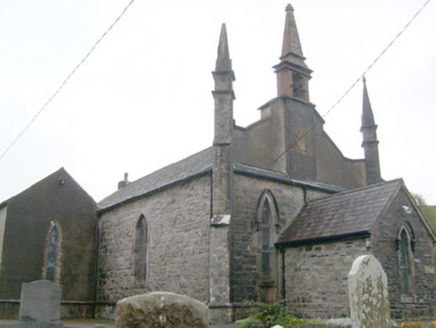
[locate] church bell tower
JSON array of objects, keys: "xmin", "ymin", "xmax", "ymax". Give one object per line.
[{"xmin": 274, "ymin": 4, "xmax": 312, "ymax": 102}]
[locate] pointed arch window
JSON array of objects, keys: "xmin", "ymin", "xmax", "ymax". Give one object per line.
[
  {"xmin": 136, "ymin": 216, "xmax": 148, "ymax": 283},
  {"xmin": 46, "ymin": 225, "xmax": 59, "ymax": 282},
  {"xmin": 399, "ymin": 230, "xmax": 410, "ymax": 295},
  {"xmin": 397, "ymin": 224, "xmax": 415, "ymax": 300},
  {"xmin": 261, "ymin": 201, "xmax": 271, "ymax": 278},
  {"xmin": 257, "ymin": 190, "xmax": 281, "ymax": 284}
]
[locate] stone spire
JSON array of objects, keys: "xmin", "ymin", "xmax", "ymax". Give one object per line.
[
  {"xmin": 281, "ymin": 4, "xmax": 304, "ymax": 59},
  {"xmin": 216, "ymin": 23, "xmax": 232, "ymax": 72},
  {"xmin": 274, "ymin": 4, "xmax": 312, "ymax": 101},
  {"xmin": 212, "ymin": 23, "xmax": 235, "ymax": 147},
  {"xmin": 361, "ymin": 77, "xmax": 382, "ymax": 185},
  {"xmin": 362, "ymin": 77, "xmax": 376, "ymax": 127}
]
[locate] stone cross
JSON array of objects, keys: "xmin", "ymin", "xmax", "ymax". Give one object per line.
[
  {"xmin": 348, "ymin": 255, "xmax": 391, "ymax": 328},
  {"xmin": 16, "ymin": 280, "xmax": 63, "ymax": 328}
]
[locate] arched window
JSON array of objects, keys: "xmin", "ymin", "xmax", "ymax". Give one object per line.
[
  {"xmin": 399, "ymin": 229, "xmax": 410, "ymax": 295},
  {"xmin": 397, "ymin": 224, "xmax": 415, "ymax": 299},
  {"xmin": 46, "ymin": 226, "xmax": 59, "ymax": 282},
  {"xmin": 261, "ymin": 201, "xmax": 271, "ymax": 278},
  {"xmin": 256, "ymin": 190, "xmax": 281, "ymax": 282},
  {"xmin": 136, "ymin": 216, "xmax": 148, "ymax": 283}
]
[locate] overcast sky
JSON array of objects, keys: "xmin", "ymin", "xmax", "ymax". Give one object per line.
[{"xmin": 1, "ymin": 0, "xmax": 435, "ymax": 205}]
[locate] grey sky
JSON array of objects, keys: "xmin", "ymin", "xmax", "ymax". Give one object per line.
[{"xmin": 1, "ymin": 0, "xmax": 435, "ymax": 204}]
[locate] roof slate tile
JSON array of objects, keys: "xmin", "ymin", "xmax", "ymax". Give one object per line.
[
  {"xmin": 277, "ymin": 179, "xmax": 402, "ymax": 245},
  {"xmin": 98, "ymin": 148, "xmax": 214, "ymax": 210}
]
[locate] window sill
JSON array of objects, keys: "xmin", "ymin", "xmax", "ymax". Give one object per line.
[
  {"xmin": 259, "ymin": 279, "xmax": 275, "ymax": 288},
  {"xmin": 134, "ymin": 281, "xmax": 148, "ymax": 287},
  {"xmin": 401, "ymin": 295, "xmax": 416, "ymax": 303}
]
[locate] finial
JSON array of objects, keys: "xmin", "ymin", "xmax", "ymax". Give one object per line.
[
  {"xmin": 218, "ymin": 24, "xmax": 229, "ymax": 59},
  {"xmin": 362, "ymin": 77, "xmax": 375, "ymax": 127},
  {"xmin": 216, "ymin": 23, "xmax": 232, "ymax": 71},
  {"xmin": 280, "ymin": 3, "xmax": 303, "ymax": 58}
]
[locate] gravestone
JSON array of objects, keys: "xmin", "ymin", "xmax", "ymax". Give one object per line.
[
  {"xmin": 15, "ymin": 280, "xmax": 63, "ymax": 328},
  {"xmin": 116, "ymin": 291, "xmax": 209, "ymax": 328},
  {"xmin": 348, "ymin": 255, "xmax": 390, "ymax": 328}
]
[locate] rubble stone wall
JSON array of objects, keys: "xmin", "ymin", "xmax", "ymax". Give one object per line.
[
  {"xmin": 97, "ymin": 175, "xmax": 211, "ymax": 318},
  {"xmin": 283, "ymin": 239, "xmax": 369, "ymax": 319},
  {"xmin": 231, "ymin": 173, "xmax": 328, "ymax": 304},
  {"xmin": 371, "ymin": 187, "xmax": 436, "ymax": 320}
]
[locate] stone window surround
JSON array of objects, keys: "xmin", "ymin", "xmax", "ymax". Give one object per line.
[
  {"xmin": 134, "ymin": 214, "xmax": 148, "ymax": 285},
  {"xmin": 396, "ymin": 222, "xmax": 416, "ymax": 303},
  {"xmin": 42, "ymin": 221, "xmax": 62, "ymax": 283},
  {"xmin": 255, "ymin": 190, "xmax": 282, "ymax": 290}
]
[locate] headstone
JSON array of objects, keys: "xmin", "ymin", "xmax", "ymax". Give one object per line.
[
  {"xmin": 15, "ymin": 280, "xmax": 63, "ymax": 328},
  {"xmin": 116, "ymin": 291, "xmax": 209, "ymax": 328},
  {"xmin": 348, "ymin": 255, "xmax": 391, "ymax": 328}
]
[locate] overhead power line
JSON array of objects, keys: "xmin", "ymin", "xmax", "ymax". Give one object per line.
[
  {"xmin": 321, "ymin": 0, "xmax": 431, "ymax": 119},
  {"xmin": 0, "ymin": 0, "xmax": 136, "ymax": 162},
  {"xmin": 276, "ymin": 0, "xmax": 432, "ymax": 161}
]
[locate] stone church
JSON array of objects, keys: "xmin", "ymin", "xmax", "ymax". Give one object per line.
[
  {"xmin": 1, "ymin": 4, "xmax": 435, "ymax": 323},
  {"xmin": 96, "ymin": 4, "xmax": 436, "ymax": 321}
]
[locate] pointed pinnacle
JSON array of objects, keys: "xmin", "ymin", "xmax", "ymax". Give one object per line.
[
  {"xmin": 216, "ymin": 23, "xmax": 232, "ymax": 71},
  {"xmin": 281, "ymin": 3, "xmax": 303, "ymax": 59},
  {"xmin": 362, "ymin": 77, "xmax": 375, "ymax": 127}
]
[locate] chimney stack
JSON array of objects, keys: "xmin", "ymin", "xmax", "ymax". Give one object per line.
[{"xmin": 118, "ymin": 172, "xmax": 130, "ymax": 189}]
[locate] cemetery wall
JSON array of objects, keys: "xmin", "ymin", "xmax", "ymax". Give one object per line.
[{"xmin": 0, "ymin": 300, "xmax": 94, "ymax": 319}]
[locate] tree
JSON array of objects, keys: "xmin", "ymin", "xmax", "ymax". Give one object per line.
[{"xmin": 411, "ymin": 192, "xmax": 427, "ymax": 206}]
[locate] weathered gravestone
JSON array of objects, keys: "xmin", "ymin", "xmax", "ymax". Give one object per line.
[
  {"xmin": 15, "ymin": 280, "xmax": 63, "ymax": 328},
  {"xmin": 116, "ymin": 291, "xmax": 209, "ymax": 328},
  {"xmin": 348, "ymin": 255, "xmax": 390, "ymax": 328}
]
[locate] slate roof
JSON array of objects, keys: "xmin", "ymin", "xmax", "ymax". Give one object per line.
[
  {"xmin": 98, "ymin": 147, "xmax": 214, "ymax": 210},
  {"xmin": 98, "ymin": 148, "xmax": 346, "ymax": 212},
  {"xmin": 234, "ymin": 163, "xmax": 345, "ymax": 193},
  {"xmin": 277, "ymin": 179, "xmax": 403, "ymax": 246}
]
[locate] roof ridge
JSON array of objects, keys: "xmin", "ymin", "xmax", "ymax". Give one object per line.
[{"xmin": 307, "ymin": 178, "xmax": 403, "ymax": 204}]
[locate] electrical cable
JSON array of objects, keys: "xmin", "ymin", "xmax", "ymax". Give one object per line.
[
  {"xmin": 275, "ymin": 0, "xmax": 432, "ymax": 161},
  {"xmin": 0, "ymin": 0, "xmax": 136, "ymax": 162}
]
